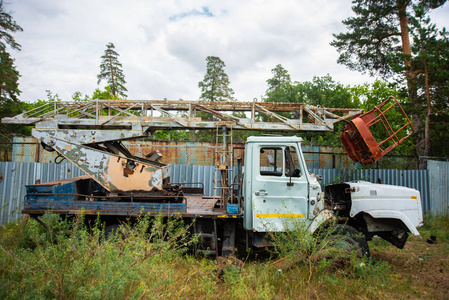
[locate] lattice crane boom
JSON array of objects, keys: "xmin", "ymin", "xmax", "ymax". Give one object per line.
[
  {"xmin": 2, "ymin": 99, "xmax": 363, "ymax": 134},
  {"xmin": 1, "ymin": 99, "xmax": 365, "ymax": 194}
]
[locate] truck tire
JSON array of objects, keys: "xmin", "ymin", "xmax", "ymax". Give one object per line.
[
  {"xmin": 329, "ymin": 224, "xmax": 370, "ymax": 257},
  {"xmin": 103, "ymin": 223, "xmax": 125, "ymax": 241}
]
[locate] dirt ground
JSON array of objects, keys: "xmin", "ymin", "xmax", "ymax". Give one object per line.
[{"xmin": 371, "ymin": 234, "xmax": 449, "ymax": 299}]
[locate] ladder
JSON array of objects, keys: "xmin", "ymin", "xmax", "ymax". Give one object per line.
[
  {"xmin": 194, "ymin": 219, "xmax": 218, "ymax": 257},
  {"xmin": 214, "ymin": 124, "xmax": 234, "ymax": 209}
]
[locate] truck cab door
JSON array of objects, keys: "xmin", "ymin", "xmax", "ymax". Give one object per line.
[{"xmin": 252, "ymin": 144, "xmax": 309, "ymax": 232}]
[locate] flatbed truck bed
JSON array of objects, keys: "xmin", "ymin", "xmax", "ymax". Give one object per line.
[
  {"xmin": 23, "ymin": 176, "xmax": 240, "ymax": 219},
  {"xmin": 23, "ymin": 196, "xmax": 239, "ymax": 218}
]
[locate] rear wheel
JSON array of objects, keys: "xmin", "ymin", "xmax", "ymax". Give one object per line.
[{"xmin": 103, "ymin": 223, "xmax": 126, "ymax": 241}]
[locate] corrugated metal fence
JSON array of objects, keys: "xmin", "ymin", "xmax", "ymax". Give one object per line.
[
  {"xmin": 0, "ymin": 162, "xmax": 438, "ymax": 224},
  {"xmin": 309, "ymin": 168, "xmax": 430, "ymax": 211},
  {"xmin": 428, "ymin": 160, "xmax": 449, "ymax": 215},
  {"xmin": 0, "ymin": 162, "xmax": 86, "ymax": 225}
]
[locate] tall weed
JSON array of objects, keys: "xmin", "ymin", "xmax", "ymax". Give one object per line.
[
  {"xmin": 264, "ymin": 218, "xmax": 390, "ymax": 296},
  {"xmin": 3, "ymin": 211, "xmax": 432, "ymax": 298},
  {"xmin": 0, "ymin": 213, "xmax": 199, "ymax": 299}
]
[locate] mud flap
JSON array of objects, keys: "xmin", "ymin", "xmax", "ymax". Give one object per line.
[{"xmin": 377, "ymin": 230, "xmax": 409, "ymax": 249}]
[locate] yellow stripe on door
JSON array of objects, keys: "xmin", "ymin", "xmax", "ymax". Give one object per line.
[{"xmin": 255, "ymin": 214, "xmax": 305, "ymax": 218}]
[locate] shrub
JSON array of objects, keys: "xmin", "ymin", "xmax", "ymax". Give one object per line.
[{"xmin": 0, "ymin": 213, "xmax": 197, "ymax": 299}]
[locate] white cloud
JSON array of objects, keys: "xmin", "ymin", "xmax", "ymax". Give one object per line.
[{"xmin": 7, "ymin": 0, "xmax": 449, "ymax": 103}]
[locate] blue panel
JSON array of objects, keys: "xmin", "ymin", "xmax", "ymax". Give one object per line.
[
  {"xmin": 24, "ymin": 199, "xmax": 186, "ymax": 215},
  {"xmin": 227, "ymin": 204, "xmax": 239, "ymax": 214},
  {"xmin": 26, "ymin": 180, "xmax": 78, "ymax": 201}
]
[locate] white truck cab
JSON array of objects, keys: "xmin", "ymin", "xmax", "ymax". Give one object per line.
[
  {"xmin": 243, "ymin": 136, "xmax": 322, "ymax": 232},
  {"xmin": 243, "ymin": 136, "xmax": 423, "ymax": 250}
]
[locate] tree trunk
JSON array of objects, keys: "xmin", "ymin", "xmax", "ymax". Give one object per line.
[
  {"xmin": 397, "ymin": 0, "xmax": 425, "ymax": 168},
  {"xmin": 109, "ymin": 58, "xmax": 116, "ymax": 98},
  {"xmin": 422, "ymin": 58, "xmax": 432, "ymax": 169}
]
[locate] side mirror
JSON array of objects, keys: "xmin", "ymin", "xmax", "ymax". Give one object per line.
[{"xmin": 267, "ymin": 155, "xmax": 274, "ymax": 166}]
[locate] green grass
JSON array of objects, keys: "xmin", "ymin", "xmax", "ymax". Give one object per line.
[
  {"xmin": 419, "ymin": 213, "xmax": 449, "ymax": 243},
  {"xmin": 0, "ymin": 213, "xmax": 448, "ymax": 299}
]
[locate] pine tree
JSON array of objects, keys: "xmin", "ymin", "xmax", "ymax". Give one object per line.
[
  {"xmin": 194, "ymin": 56, "xmax": 235, "ymax": 141},
  {"xmin": 266, "ymin": 64, "xmax": 291, "ymax": 93},
  {"xmin": 97, "ymin": 42, "xmax": 127, "ymax": 99},
  {"xmin": 331, "ymin": 0, "xmax": 444, "ymax": 77},
  {"xmin": 408, "ymin": 4, "xmax": 449, "ymax": 159},
  {"xmin": 0, "ymin": 3, "xmax": 22, "ymax": 106},
  {"xmin": 0, "ymin": 3, "xmax": 23, "ymax": 51},
  {"xmin": 0, "ymin": 3, "xmax": 22, "ymax": 115},
  {"xmin": 0, "ymin": 3, "xmax": 32, "ymax": 139},
  {"xmin": 264, "ymin": 64, "xmax": 295, "ymax": 103},
  {"xmin": 198, "ymin": 56, "xmax": 235, "ymax": 102},
  {"xmin": 0, "ymin": 49, "xmax": 20, "ymax": 103}
]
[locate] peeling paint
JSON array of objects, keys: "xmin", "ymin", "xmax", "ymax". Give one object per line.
[
  {"xmin": 42, "ymin": 134, "xmax": 168, "ymax": 193},
  {"xmin": 149, "ymin": 169, "xmax": 162, "ymax": 187},
  {"xmin": 104, "ymin": 157, "xmax": 162, "ymax": 192}
]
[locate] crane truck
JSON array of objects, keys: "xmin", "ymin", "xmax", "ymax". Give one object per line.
[{"xmin": 2, "ymin": 99, "xmax": 422, "ymax": 256}]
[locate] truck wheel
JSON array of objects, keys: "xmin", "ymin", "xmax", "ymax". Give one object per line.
[
  {"xmin": 328, "ymin": 225, "xmax": 370, "ymax": 257},
  {"xmin": 103, "ymin": 224, "xmax": 126, "ymax": 241}
]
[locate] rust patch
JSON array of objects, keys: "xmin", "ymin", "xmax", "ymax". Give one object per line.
[
  {"xmin": 123, "ymin": 167, "xmax": 134, "ymax": 176},
  {"xmin": 340, "ymin": 96, "xmax": 413, "ymax": 166}
]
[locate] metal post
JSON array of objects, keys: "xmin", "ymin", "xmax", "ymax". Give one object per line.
[
  {"xmin": 95, "ymin": 100, "xmax": 99, "ymax": 125},
  {"xmin": 222, "ymin": 126, "xmax": 227, "ymax": 166},
  {"xmin": 220, "ymin": 126, "xmax": 228, "ymax": 208}
]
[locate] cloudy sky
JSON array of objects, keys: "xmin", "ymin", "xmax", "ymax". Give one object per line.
[{"xmin": 6, "ymin": 0, "xmax": 449, "ymax": 103}]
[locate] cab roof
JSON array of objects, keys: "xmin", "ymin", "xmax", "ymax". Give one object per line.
[{"xmin": 246, "ymin": 136, "xmax": 303, "ymax": 143}]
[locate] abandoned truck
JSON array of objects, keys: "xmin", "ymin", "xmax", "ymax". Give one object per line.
[
  {"xmin": 21, "ymin": 135, "xmax": 423, "ymax": 256},
  {"xmin": 2, "ymin": 99, "xmax": 422, "ymax": 256}
]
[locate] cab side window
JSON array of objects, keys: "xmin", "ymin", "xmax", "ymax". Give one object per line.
[
  {"xmin": 285, "ymin": 146, "xmax": 301, "ymax": 177},
  {"xmin": 259, "ymin": 148, "xmax": 283, "ymax": 176}
]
